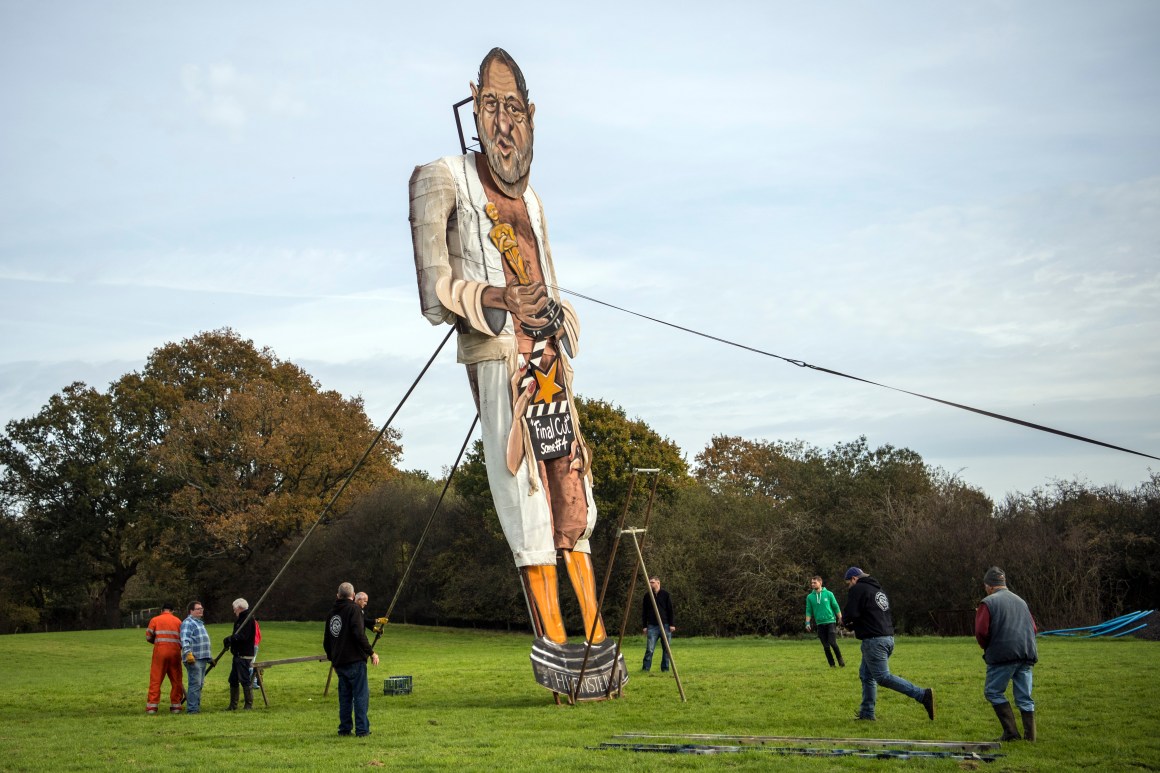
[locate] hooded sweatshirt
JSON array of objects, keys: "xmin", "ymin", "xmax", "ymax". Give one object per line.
[
  {"xmin": 842, "ymin": 575, "xmax": 895, "ymax": 639},
  {"xmin": 323, "ymin": 597, "xmax": 375, "ymax": 667},
  {"xmin": 805, "ymin": 587, "xmax": 841, "ymax": 626}
]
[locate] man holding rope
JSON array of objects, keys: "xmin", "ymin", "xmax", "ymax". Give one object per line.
[
  {"xmin": 223, "ymin": 598, "xmax": 257, "ymax": 711},
  {"xmin": 355, "ymin": 591, "xmax": 386, "ymax": 634}
]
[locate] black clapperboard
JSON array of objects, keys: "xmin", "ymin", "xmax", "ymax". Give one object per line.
[{"xmin": 525, "ymin": 400, "xmax": 575, "ymax": 462}]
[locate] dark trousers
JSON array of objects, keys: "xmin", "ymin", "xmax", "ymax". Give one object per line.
[
  {"xmin": 335, "ymin": 661, "xmax": 370, "ymax": 736},
  {"xmin": 816, "ymin": 623, "xmax": 843, "ymax": 666},
  {"xmin": 228, "ymin": 654, "xmax": 253, "ymax": 686}
]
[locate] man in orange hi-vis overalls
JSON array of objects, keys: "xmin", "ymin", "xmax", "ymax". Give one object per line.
[{"xmin": 145, "ymin": 602, "xmax": 184, "ymax": 714}]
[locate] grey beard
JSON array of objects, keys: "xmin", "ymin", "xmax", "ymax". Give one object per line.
[{"xmin": 482, "ymin": 132, "xmax": 533, "ymax": 185}]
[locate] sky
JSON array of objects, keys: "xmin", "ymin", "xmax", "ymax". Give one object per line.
[{"xmin": 1, "ymin": 1, "xmax": 1158, "ymax": 504}]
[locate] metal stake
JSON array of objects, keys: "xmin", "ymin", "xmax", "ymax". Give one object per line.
[
  {"xmin": 608, "ymin": 470, "xmax": 662, "ymax": 699},
  {"xmin": 627, "ymin": 528, "xmax": 685, "ymax": 702}
]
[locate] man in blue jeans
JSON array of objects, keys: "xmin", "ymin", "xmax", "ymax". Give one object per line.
[
  {"xmin": 842, "ymin": 567, "xmax": 935, "ymax": 722},
  {"xmin": 324, "ymin": 582, "xmax": 380, "ymax": 736},
  {"xmin": 976, "ymin": 566, "xmax": 1037, "ymax": 742},
  {"xmin": 179, "ymin": 600, "xmax": 211, "ymax": 714},
  {"xmin": 641, "ymin": 577, "xmax": 675, "ymax": 672}
]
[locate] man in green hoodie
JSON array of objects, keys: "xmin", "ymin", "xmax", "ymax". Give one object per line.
[{"xmin": 806, "ymin": 576, "xmax": 845, "ymax": 668}]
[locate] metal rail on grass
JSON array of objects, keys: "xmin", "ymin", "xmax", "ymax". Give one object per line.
[{"xmin": 614, "ymin": 732, "xmax": 1000, "ymax": 751}]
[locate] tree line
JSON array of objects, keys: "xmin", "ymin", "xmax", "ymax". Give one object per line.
[{"xmin": 2, "ymin": 330, "xmax": 1156, "ymax": 635}]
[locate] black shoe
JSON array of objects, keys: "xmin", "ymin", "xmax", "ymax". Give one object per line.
[
  {"xmin": 854, "ymin": 714, "xmax": 876, "ymax": 721},
  {"xmin": 337, "ymin": 731, "xmax": 352, "ymax": 737},
  {"xmin": 838, "ymin": 660, "xmax": 846, "ymax": 668},
  {"xmin": 356, "ymin": 731, "xmax": 371, "ymax": 737},
  {"xmin": 921, "ymin": 688, "xmax": 936, "ymax": 721}
]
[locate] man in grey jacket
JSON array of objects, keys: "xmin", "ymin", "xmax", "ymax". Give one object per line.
[{"xmin": 975, "ymin": 566, "xmax": 1038, "ymax": 742}]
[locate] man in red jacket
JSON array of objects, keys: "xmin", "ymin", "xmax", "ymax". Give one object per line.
[{"xmin": 145, "ymin": 602, "xmax": 184, "ymax": 714}]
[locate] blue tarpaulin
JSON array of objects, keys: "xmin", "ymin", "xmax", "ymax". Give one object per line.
[{"xmin": 1039, "ymin": 610, "xmax": 1154, "ymax": 638}]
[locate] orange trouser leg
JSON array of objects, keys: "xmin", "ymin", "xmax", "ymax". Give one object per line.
[
  {"xmin": 162, "ymin": 649, "xmax": 185, "ymax": 709},
  {"xmin": 562, "ymin": 550, "xmax": 607, "ymax": 644},
  {"xmin": 521, "ymin": 564, "xmax": 567, "ymax": 644},
  {"xmin": 147, "ymin": 652, "xmax": 165, "ymax": 711}
]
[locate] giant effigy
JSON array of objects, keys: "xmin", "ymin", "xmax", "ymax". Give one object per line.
[{"xmin": 408, "ymin": 47, "xmax": 626, "ymax": 699}]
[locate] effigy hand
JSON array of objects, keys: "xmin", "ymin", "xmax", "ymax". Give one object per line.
[
  {"xmin": 502, "ymin": 282, "xmax": 548, "ymax": 326},
  {"xmin": 509, "ymin": 282, "xmax": 563, "ymax": 340}
]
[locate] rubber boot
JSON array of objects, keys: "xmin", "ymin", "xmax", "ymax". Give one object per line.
[
  {"xmin": 242, "ymin": 684, "xmax": 254, "ymax": 710},
  {"xmin": 1020, "ymin": 710, "xmax": 1036, "ymax": 742},
  {"xmin": 227, "ymin": 684, "xmax": 239, "ymax": 711},
  {"xmin": 993, "ymin": 702, "xmax": 1021, "ymax": 741},
  {"xmin": 561, "ymin": 550, "xmax": 607, "ymax": 644},
  {"xmin": 520, "ymin": 564, "xmax": 567, "ymax": 644}
]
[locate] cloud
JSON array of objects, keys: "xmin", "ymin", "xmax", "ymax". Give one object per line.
[{"xmin": 180, "ymin": 63, "xmax": 306, "ymax": 135}]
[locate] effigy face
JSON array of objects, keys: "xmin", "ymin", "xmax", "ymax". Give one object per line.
[{"xmin": 471, "ymin": 58, "xmax": 534, "ymax": 191}]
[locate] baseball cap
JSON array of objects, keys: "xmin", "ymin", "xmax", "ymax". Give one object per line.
[{"xmin": 844, "ymin": 567, "xmax": 864, "ymax": 581}]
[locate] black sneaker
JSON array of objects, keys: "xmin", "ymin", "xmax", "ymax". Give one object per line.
[
  {"xmin": 854, "ymin": 714, "xmax": 876, "ymax": 721},
  {"xmin": 921, "ymin": 688, "xmax": 936, "ymax": 720}
]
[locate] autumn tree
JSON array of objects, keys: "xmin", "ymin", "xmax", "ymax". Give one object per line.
[{"xmin": 145, "ymin": 330, "xmax": 401, "ymax": 600}]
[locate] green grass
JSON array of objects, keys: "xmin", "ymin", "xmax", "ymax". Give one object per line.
[{"xmin": 1, "ymin": 623, "xmax": 1156, "ymax": 771}]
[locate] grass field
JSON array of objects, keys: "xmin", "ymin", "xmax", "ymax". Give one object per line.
[{"xmin": 1, "ymin": 623, "xmax": 1156, "ymax": 771}]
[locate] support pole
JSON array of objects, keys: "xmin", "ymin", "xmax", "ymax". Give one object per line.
[
  {"xmin": 628, "ymin": 528, "xmax": 685, "ymax": 702},
  {"xmin": 609, "ymin": 470, "xmax": 662, "ymax": 699}
]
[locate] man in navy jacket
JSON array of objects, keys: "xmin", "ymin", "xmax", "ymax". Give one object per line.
[
  {"xmin": 324, "ymin": 582, "xmax": 380, "ymax": 736},
  {"xmin": 842, "ymin": 567, "xmax": 935, "ymax": 722}
]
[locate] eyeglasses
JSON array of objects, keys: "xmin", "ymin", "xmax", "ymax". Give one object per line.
[{"xmin": 478, "ymin": 93, "xmax": 528, "ymax": 123}]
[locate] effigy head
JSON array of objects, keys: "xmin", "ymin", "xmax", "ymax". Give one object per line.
[{"xmin": 470, "ymin": 47, "xmax": 535, "ymax": 196}]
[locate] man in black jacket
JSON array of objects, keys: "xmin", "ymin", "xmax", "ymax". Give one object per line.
[
  {"xmin": 641, "ymin": 577, "xmax": 675, "ymax": 672},
  {"xmin": 842, "ymin": 567, "xmax": 935, "ymax": 722},
  {"xmin": 223, "ymin": 598, "xmax": 257, "ymax": 711},
  {"xmin": 324, "ymin": 582, "xmax": 379, "ymax": 737}
]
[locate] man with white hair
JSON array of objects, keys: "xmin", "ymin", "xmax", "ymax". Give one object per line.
[
  {"xmin": 222, "ymin": 597, "xmax": 257, "ymax": 711},
  {"xmin": 355, "ymin": 591, "xmax": 386, "ymax": 634}
]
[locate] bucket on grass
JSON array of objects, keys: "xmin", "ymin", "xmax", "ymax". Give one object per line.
[{"xmin": 383, "ymin": 675, "xmax": 412, "ymax": 696}]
